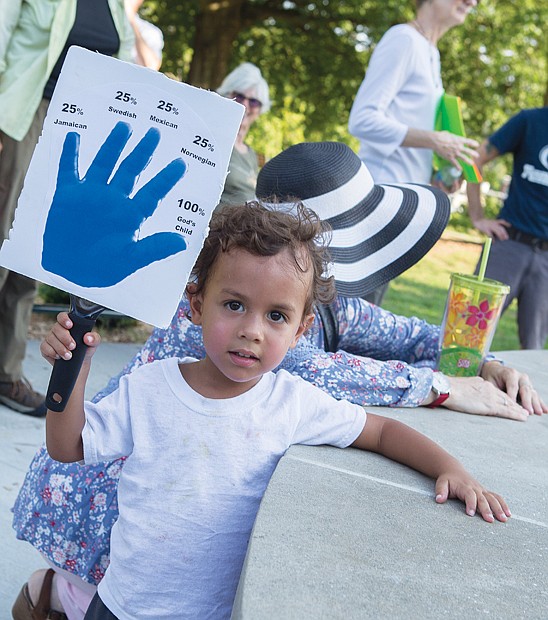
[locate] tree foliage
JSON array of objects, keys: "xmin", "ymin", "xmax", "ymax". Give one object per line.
[{"xmin": 144, "ymin": 0, "xmax": 546, "ymax": 165}]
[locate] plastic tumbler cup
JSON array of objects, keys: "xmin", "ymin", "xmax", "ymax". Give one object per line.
[{"xmin": 437, "ymin": 273, "xmax": 510, "ymax": 377}]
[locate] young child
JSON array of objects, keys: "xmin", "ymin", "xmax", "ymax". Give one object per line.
[{"xmin": 42, "ymin": 202, "xmax": 510, "ymax": 620}]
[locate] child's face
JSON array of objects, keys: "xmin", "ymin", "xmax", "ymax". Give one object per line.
[{"xmin": 189, "ymin": 247, "xmax": 314, "ymax": 396}]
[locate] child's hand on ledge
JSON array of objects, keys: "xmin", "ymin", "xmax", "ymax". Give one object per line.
[{"xmin": 434, "ymin": 467, "xmax": 511, "ymax": 523}]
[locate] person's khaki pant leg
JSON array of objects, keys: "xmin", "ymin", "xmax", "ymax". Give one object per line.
[
  {"xmin": 0, "ymin": 270, "xmax": 37, "ymax": 380},
  {"xmin": 0, "ymin": 99, "xmax": 48, "ymax": 381}
]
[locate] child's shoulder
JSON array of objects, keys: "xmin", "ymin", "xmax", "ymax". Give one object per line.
[
  {"xmin": 270, "ymin": 369, "xmax": 334, "ymax": 400},
  {"xmin": 271, "ymin": 371, "xmax": 365, "ymax": 418},
  {"xmin": 136, "ymin": 356, "xmax": 178, "ymax": 370},
  {"xmin": 125, "ymin": 356, "xmax": 185, "ymax": 383}
]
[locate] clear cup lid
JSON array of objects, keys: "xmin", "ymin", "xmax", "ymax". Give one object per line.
[{"xmin": 450, "ymin": 273, "xmax": 510, "ymax": 295}]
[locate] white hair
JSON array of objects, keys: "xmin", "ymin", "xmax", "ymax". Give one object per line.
[{"xmin": 216, "ymin": 62, "xmax": 271, "ymax": 113}]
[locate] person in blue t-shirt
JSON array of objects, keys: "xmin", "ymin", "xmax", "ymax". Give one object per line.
[{"xmin": 467, "ymin": 107, "xmax": 548, "ymax": 349}]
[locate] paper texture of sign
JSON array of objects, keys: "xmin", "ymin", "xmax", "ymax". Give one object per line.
[{"xmin": 0, "ymin": 47, "xmax": 244, "ymax": 327}]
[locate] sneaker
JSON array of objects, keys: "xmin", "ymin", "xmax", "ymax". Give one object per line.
[{"xmin": 0, "ymin": 378, "xmax": 46, "ymax": 417}]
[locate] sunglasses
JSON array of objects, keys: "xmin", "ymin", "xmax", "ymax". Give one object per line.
[{"xmin": 232, "ymin": 92, "xmax": 262, "ymax": 110}]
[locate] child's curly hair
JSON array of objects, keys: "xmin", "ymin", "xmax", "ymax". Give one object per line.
[{"xmin": 189, "ymin": 201, "xmax": 336, "ymax": 315}]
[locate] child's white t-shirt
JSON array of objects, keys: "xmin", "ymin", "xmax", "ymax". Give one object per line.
[{"xmin": 82, "ymin": 357, "xmax": 367, "ymax": 619}]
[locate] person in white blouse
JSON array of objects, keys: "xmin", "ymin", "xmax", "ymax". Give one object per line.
[
  {"xmin": 348, "ymin": 0, "xmax": 481, "ymax": 304},
  {"xmin": 124, "ymin": 0, "xmax": 164, "ymax": 70}
]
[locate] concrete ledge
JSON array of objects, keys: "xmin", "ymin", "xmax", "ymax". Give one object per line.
[{"xmin": 233, "ymin": 351, "xmax": 548, "ymax": 619}]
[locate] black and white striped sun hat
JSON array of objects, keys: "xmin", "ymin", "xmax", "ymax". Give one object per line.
[{"xmin": 255, "ymin": 141, "xmax": 450, "ymax": 297}]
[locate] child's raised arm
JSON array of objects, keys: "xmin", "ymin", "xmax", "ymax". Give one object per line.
[
  {"xmin": 41, "ymin": 311, "xmax": 100, "ymax": 463},
  {"xmin": 351, "ymin": 414, "xmax": 511, "ymax": 523}
]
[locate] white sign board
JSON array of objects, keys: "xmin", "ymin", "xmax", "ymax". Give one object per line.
[{"xmin": 0, "ymin": 47, "xmax": 243, "ymax": 327}]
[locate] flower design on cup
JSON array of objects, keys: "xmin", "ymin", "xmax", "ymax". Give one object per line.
[
  {"xmin": 442, "ymin": 295, "xmax": 502, "ymax": 351},
  {"xmin": 465, "ymin": 299, "xmax": 495, "ymax": 330},
  {"xmin": 465, "ymin": 326, "xmax": 487, "ymax": 349},
  {"xmin": 451, "ymin": 291, "xmax": 468, "ymax": 315}
]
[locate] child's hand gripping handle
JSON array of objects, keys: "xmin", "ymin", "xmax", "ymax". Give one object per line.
[{"xmin": 45, "ymin": 296, "xmax": 105, "ymax": 412}]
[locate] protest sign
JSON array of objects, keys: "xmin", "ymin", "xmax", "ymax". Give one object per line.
[{"xmin": 0, "ymin": 46, "xmax": 243, "ymax": 327}]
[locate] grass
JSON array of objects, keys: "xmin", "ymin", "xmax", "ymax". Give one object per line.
[{"xmin": 382, "ymin": 233, "xmax": 539, "ymax": 352}]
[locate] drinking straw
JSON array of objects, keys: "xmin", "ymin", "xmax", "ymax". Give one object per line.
[
  {"xmin": 477, "ymin": 237, "xmax": 492, "ymax": 281},
  {"xmin": 470, "ymin": 237, "xmax": 492, "ymax": 306}
]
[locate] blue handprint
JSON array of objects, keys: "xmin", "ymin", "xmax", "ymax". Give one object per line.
[{"xmin": 42, "ymin": 121, "xmax": 187, "ymax": 287}]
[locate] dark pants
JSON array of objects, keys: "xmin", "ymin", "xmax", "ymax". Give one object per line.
[
  {"xmin": 475, "ymin": 236, "xmax": 548, "ymax": 349},
  {"xmin": 84, "ymin": 593, "xmax": 119, "ymax": 620}
]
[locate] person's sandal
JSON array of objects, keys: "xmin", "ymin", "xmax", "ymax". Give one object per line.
[{"xmin": 11, "ymin": 569, "xmax": 68, "ymax": 620}]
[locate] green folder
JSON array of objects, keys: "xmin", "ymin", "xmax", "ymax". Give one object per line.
[{"xmin": 433, "ymin": 94, "xmax": 482, "ymax": 183}]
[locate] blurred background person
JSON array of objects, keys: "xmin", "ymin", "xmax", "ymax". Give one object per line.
[
  {"xmin": 467, "ymin": 106, "xmax": 548, "ymax": 350},
  {"xmin": 348, "ymin": 0, "xmax": 480, "ymax": 306},
  {"xmin": 216, "ymin": 62, "xmax": 271, "ymax": 206},
  {"xmin": 125, "ymin": 0, "xmax": 164, "ymax": 70},
  {"xmin": 0, "ymin": 0, "xmax": 133, "ymax": 419}
]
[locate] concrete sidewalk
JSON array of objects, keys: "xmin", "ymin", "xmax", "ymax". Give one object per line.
[{"xmin": 0, "ymin": 339, "xmax": 141, "ymax": 620}]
